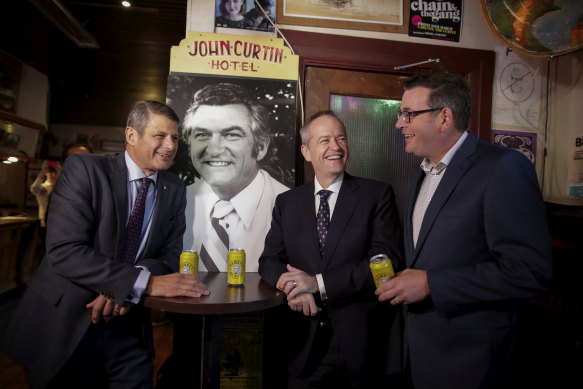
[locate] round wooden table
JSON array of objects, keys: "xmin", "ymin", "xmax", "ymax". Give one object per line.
[{"xmin": 143, "ymin": 272, "xmax": 285, "ymax": 389}]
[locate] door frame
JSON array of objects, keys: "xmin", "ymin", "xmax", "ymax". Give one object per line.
[{"xmin": 282, "ymin": 29, "xmax": 495, "ymax": 183}]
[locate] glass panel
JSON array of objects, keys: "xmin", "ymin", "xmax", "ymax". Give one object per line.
[{"xmin": 330, "ymin": 94, "xmax": 421, "ymax": 222}]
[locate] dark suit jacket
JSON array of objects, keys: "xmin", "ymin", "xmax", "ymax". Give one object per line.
[
  {"xmin": 2, "ymin": 153, "xmax": 186, "ymax": 388},
  {"xmin": 259, "ymin": 173, "xmax": 404, "ymax": 378},
  {"xmin": 403, "ymin": 132, "xmax": 553, "ymax": 389}
]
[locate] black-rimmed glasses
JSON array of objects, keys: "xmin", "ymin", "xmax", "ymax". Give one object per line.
[{"xmin": 397, "ymin": 107, "xmax": 443, "ymax": 123}]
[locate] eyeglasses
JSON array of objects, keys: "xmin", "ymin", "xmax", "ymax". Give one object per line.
[{"xmin": 397, "ymin": 107, "xmax": 443, "ymax": 123}]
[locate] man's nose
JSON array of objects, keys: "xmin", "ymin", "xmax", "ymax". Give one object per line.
[{"xmin": 205, "ymin": 134, "xmax": 225, "ymax": 154}]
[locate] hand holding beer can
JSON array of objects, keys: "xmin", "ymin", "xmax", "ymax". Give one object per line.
[
  {"xmin": 179, "ymin": 250, "xmax": 198, "ymax": 275},
  {"xmin": 369, "ymin": 254, "xmax": 395, "ymax": 288}
]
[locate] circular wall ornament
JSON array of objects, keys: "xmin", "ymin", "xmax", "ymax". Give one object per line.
[{"xmin": 479, "ymin": 0, "xmax": 583, "ymax": 57}]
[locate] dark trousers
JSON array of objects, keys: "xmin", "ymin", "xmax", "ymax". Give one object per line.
[
  {"xmin": 288, "ymin": 325, "xmax": 361, "ymax": 389},
  {"xmin": 44, "ymin": 317, "xmax": 153, "ymax": 389}
]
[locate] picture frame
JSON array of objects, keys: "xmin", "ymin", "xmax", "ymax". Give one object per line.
[
  {"xmin": 0, "ymin": 51, "xmax": 22, "ymax": 113},
  {"xmin": 276, "ymin": 0, "xmax": 408, "ymax": 33}
]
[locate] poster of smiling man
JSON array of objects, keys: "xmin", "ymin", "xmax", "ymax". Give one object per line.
[{"xmin": 166, "ymin": 32, "xmax": 298, "ymax": 272}]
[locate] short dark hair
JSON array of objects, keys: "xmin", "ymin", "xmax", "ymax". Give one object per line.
[
  {"xmin": 403, "ymin": 72, "xmax": 471, "ymax": 132},
  {"xmin": 126, "ymin": 100, "xmax": 180, "ymax": 138},
  {"xmin": 62, "ymin": 143, "xmax": 93, "ymax": 160},
  {"xmin": 182, "ymin": 83, "xmax": 271, "ymax": 158},
  {"xmin": 300, "ymin": 109, "xmax": 346, "ymax": 145}
]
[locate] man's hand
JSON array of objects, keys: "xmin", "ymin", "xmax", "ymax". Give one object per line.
[
  {"xmin": 288, "ymin": 293, "xmax": 320, "ymax": 316},
  {"xmin": 276, "ymin": 265, "xmax": 321, "ymax": 316},
  {"xmin": 86, "ymin": 295, "xmax": 129, "ymax": 324},
  {"xmin": 276, "ymin": 264, "xmax": 318, "ymax": 299},
  {"xmin": 375, "ymin": 269, "xmax": 430, "ymax": 305},
  {"xmin": 145, "ymin": 273, "xmax": 210, "ymax": 298}
]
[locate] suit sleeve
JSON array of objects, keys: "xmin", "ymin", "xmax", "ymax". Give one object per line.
[
  {"xmin": 428, "ymin": 150, "xmax": 553, "ymax": 316},
  {"xmin": 46, "ymin": 156, "xmax": 142, "ymax": 305},
  {"xmin": 258, "ymin": 195, "xmax": 289, "ymax": 287},
  {"xmin": 323, "ymin": 183, "xmax": 404, "ymax": 303}
]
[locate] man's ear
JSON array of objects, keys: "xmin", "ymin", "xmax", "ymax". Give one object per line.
[
  {"xmin": 125, "ymin": 126, "xmax": 137, "ymax": 145},
  {"xmin": 300, "ymin": 144, "xmax": 311, "ymax": 162},
  {"xmin": 440, "ymin": 108, "xmax": 454, "ymax": 133},
  {"xmin": 255, "ymin": 140, "xmax": 269, "ymax": 162}
]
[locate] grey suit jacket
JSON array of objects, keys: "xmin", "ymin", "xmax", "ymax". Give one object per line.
[
  {"xmin": 2, "ymin": 153, "xmax": 186, "ymax": 388},
  {"xmin": 403, "ymin": 132, "xmax": 553, "ymax": 389},
  {"xmin": 259, "ymin": 173, "xmax": 404, "ymax": 378}
]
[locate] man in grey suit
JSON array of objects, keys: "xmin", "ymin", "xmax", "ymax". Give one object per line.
[
  {"xmin": 376, "ymin": 72, "xmax": 553, "ymax": 388},
  {"xmin": 259, "ymin": 110, "xmax": 404, "ymax": 388},
  {"xmin": 2, "ymin": 101, "xmax": 209, "ymax": 389}
]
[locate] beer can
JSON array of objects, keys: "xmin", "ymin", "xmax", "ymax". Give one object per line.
[
  {"xmin": 369, "ymin": 254, "xmax": 395, "ymax": 288},
  {"xmin": 179, "ymin": 250, "xmax": 198, "ymax": 275},
  {"xmin": 227, "ymin": 249, "xmax": 246, "ymax": 287}
]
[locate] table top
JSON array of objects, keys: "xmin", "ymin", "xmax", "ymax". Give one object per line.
[{"xmin": 143, "ymin": 272, "xmax": 285, "ymax": 315}]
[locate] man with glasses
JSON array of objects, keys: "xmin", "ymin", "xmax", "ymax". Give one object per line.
[{"xmin": 376, "ymin": 72, "xmax": 553, "ymax": 389}]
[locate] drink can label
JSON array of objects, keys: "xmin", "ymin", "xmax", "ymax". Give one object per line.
[
  {"xmin": 228, "ymin": 249, "xmax": 246, "ymax": 286},
  {"xmin": 179, "ymin": 250, "xmax": 198, "ymax": 275},
  {"xmin": 369, "ymin": 254, "xmax": 395, "ymax": 288}
]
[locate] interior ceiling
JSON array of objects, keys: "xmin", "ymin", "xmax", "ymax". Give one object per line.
[{"xmin": 0, "ymin": 0, "xmax": 187, "ymax": 126}]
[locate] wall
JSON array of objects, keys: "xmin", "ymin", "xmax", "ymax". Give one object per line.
[
  {"xmin": 15, "ymin": 63, "xmax": 49, "ymax": 127},
  {"xmin": 185, "ymin": 0, "xmax": 583, "ymax": 199}
]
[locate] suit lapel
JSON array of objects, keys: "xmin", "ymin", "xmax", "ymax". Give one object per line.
[
  {"xmin": 410, "ymin": 133, "xmax": 478, "ymax": 266},
  {"xmin": 405, "ymin": 168, "xmax": 425, "ymax": 267},
  {"xmin": 296, "ymin": 182, "xmax": 322, "ymax": 272},
  {"xmin": 322, "ymin": 174, "xmax": 359, "ymax": 268},
  {"xmin": 112, "ymin": 153, "xmax": 129, "ymax": 261}
]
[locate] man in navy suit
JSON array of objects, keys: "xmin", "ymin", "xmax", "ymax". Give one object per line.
[
  {"xmin": 2, "ymin": 101, "xmax": 209, "ymax": 389},
  {"xmin": 376, "ymin": 72, "xmax": 553, "ymax": 389},
  {"xmin": 259, "ymin": 110, "xmax": 404, "ymax": 388}
]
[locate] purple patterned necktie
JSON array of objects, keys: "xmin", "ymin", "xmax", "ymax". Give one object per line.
[
  {"xmin": 123, "ymin": 177, "xmax": 152, "ymax": 264},
  {"xmin": 317, "ymin": 190, "xmax": 332, "ymax": 257}
]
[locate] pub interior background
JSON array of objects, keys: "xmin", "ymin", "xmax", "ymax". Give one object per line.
[{"xmin": 1, "ymin": 1, "xmax": 582, "ymax": 388}]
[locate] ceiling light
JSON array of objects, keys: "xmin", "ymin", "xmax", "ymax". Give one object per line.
[
  {"xmin": 7, "ymin": 157, "xmax": 18, "ymax": 162},
  {"xmin": 122, "ymin": 1, "xmax": 131, "ymax": 7}
]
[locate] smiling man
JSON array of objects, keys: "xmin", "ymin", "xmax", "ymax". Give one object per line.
[
  {"xmin": 259, "ymin": 110, "xmax": 404, "ymax": 388},
  {"xmin": 181, "ymin": 83, "xmax": 289, "ymax": 272},
  {"xmin": 2, "ymin": 101, "xmax": 209, "ymax": 388}
]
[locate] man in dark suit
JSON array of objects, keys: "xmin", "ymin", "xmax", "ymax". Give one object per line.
[
  {"xmin": 259, "ymin": 110, "xmax": 404, "ymax": 388},
  {"xmin": 376, "ymin": 72, "xmax": 553, "ymax": 389},
  {"xmin": 2, "ymin": 101, "xmax": 209, "ymax": 389}
]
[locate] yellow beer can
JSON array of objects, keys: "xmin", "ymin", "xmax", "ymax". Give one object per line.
[
  {"xmin": 227, "ymin": 249, "xmax": 246, "ymax": 287},
  {"xmin": 179, "ymin": 250, "xmax": 198, "ymax": 275},
  {"xmin": 369, "ymin": 254, "xmax": 395, "ymax": 288}
]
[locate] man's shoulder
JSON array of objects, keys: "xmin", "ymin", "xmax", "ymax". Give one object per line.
[{"xmin": 158, "ymin": 169, "xmax": 185, "ymax": 188}]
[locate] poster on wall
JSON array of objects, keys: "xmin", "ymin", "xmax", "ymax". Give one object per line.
[
  {"xmin": 491, "ymin": 46, "xmax": 543, "ymax": 129},
  {"xmin": 491, "ymin": 129, "xmax": 536, "ymax": 165},
  {"xmin": 569, "ymin": 135, "xmax": 583, "ymax": 198},
  {"xmin": 408, "ymin": 0, "xmax": 462, "ymax": 42},
  {"xmin": 215, "ymin": 0, "xmax": 276, "ymax": 32},
  {"xmin": 167, "ymin": 32, "xmax": 299, "ymax": 273}
]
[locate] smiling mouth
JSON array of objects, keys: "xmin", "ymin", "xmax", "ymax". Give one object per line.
[
  {"xmin": 204, "ymin": 161, "xmax": 231, "ymax": 167},
  {"xmin": 157, "ymin": 152, "xmax": 173, "ymax": 158},
  {"xmin": 325, "ymin": 155, "xmax": 343, "ymax": 160},
  {"xmin": 404, "ymin": 134, "xmax": 415, "ymax": 139}
]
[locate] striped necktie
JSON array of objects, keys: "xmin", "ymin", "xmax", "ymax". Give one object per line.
[{"xmin": 123, "ymin": 177, "xmax": 152, "ymax": 264}]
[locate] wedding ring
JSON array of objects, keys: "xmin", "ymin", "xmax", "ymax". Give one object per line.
[
  {"xmin": 292, "ymin": 281, "xmax": 297, "ymax": 287},
  {"xmin": 393, "ymin": 297, "xmax": 399, "ymax": 304}
]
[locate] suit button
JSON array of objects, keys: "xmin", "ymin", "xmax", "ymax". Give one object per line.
[{"xmin": 319, "ymin": 321, "xmax": 326, "ymax": 327}]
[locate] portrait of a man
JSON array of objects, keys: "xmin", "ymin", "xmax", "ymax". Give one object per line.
[{"xmin": 166, "ymin": 75, "xmax": 296, "ymax": 272}]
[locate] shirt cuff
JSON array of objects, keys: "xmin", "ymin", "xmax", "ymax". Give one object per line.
[
  {"xmin": 126, "ymin": 266, "xmax": 151, "ymax": 304},
  {"xmin": 316, "ymin": 273, "xmax": 327, "ymax": 302}
]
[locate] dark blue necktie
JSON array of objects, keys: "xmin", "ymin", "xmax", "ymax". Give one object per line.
[
  {"xmin": 317, "ymin": 190, "xmax": 332, "ymax": 257},
  {"xmin": 123, "ymin": 177, "xmax": 152, "ymax": 264}
]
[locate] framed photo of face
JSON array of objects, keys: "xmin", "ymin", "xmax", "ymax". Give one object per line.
[
  {"xmin": 276, "ymin": 0, "xmax": 408, "ymax": 33},
  {"xmin": 215, "ymin": 0, "xmax": 277, "ymax": 32}
]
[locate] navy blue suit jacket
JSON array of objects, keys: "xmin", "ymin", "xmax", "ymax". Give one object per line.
[
  {"xmin": 2, "ymin": 153, "xmax": 186, "ymax": 387},
  {"xmin": 259, "ymin": 173, "xmax": 404, "ymax": 377},
  {"xmin": 403, "ymin": 132, "xmax": 553, "ymax": 389}
]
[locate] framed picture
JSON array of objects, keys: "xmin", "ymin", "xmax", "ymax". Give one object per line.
[
  {"xmin": 0, "ymin": 51, "xmax": 22, "ymax": 113},
  {"xmin": 276, "ymin": 0, "xmax": 408, "ymax": 33},
  {"xmin": 215, "ymin": 0, "xmax": 277, "ymax": 33},
  {"xmin": 101, "ymin": 140, "xmax": 125, "ymax": 152}
]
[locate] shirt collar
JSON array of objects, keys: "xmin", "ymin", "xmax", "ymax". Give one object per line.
[
  {"xmin": 314, "ymin": 173, "xmax": 344, "ymax": 195},
  {"xmin": 230, "ymin": 170, "xmax": 264, "ymax": 229},
  {"xmin": 420, "ymin": 130, "xmax": 468, "ymax": 175},
  {"xmin": 125, "ymin": 151, "xmax": 158, "ymax": 184}
]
